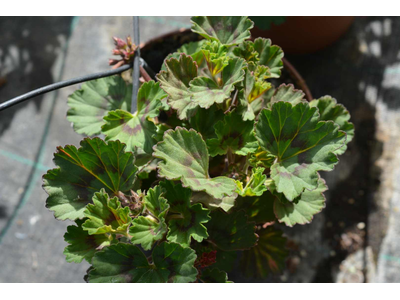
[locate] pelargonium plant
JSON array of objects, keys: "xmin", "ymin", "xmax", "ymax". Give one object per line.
[{"xmin": 42, "ymin": 16, "xmax": 354, "ymax": 283}]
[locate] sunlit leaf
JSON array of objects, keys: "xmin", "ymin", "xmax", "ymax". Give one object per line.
[
  {"xmin": 309, "ymin": 96, "xmax": 354, "ymax": 154},
  {"xmin": 157, "ymin": 53, "xmax": 198, "ymax": 120},
  {"xmin": 191, "ymin": 16, "xmax": 254, "ymax": 46},
  {"xmin": 43, "ymin": 138, "xmax": 137, "ymax": 220},
  {"xmin": 82, "ymin": 189, "xmax": 131, "ymax": 235},
  {"xmin": 255, "ymin": 101, "xmax": 346, "ymax": 200},
  {"xmin": 67, "ymin": 75, "xmax": 131, "ymax": 136},
  {"xmin": 153, "ymin": 127, "xmax": 237, "ymax": 199},
  {"xmin": 274, "ymin": 178, "xmax": 327, "ymax": 226}
]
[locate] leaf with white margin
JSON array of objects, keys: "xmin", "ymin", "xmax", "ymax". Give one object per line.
[
  {"xmin": 255, "ymin": 101, "xmax": 346, "ymax": 200},
  {"xmin": 153, "ymin": 127, "xmax": 237, "ymax": 199},
  {"xmin": 191, "ymin": 16, "xmax": 254, "ymax": 47}
]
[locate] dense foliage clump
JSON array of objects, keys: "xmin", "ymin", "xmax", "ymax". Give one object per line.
[{"xmin": 43, "ymin": 16, "xmax": 353, "ymax": 283}]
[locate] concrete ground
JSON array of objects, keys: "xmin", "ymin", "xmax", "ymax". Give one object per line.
[{"xmin": 1, "ymin": 16, "xmax": 400, "ymax": 283}]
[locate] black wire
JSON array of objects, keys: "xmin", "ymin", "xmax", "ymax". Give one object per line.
[
  {"xmin": 131, "ymin": 16, "xmax": 141, "ymax": 114},
  {"xmin": 0, "ymin": 64, "xmax": 132, "ymax": 112}
]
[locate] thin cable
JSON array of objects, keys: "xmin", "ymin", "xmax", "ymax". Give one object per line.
[
  {"xmin": 0, "ymin": 64, "xmax": 132, "ymax": 112},
  {"xmin": 131, "ymin": 16, "xmax": 141, "ymax": 114}
]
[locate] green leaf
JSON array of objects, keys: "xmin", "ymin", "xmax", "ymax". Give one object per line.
[
  {"xmin": 233, "ymin": 41, "xmax": 259, "ymax": 63},
  {"xmin": 201, "ymin": 268, "xmax": 232, "ymax": 283},
  {"xmin": 153, "ymin": 127, "xmax": 237, "ymax": 199},
  {"xmin": 202, "ymin": 41, "xmax": 230, "ymax": 76},
  {"xmin": 82, "ymin": 189, "xmax": 131, "ymax": 235},
  {"xmin": 238, "ymin": 68, "xmax": 272, "ymax": 121},
  {"xmin": 234, "ymin": 192, "xmax": 276, "ymax": 224},
  {"xmin": 253, "ymin": 38, "xmax": 284, "ymax": 78},
  {"xmin": 101, "ymin": 80, "xmax": 167, "ymax": 155},
  {"xmin": 157, "ymin": 53, "xmax": 198, "ymax": 120},
  {"xmin": 255, "ymin": 101, "xmax": 346, "ymax": 200},
  {"xmin": 206, "ymin": 209, "xmax": 258, "ymax": 251},
  {"xmin": 161, "ymin": 181, "xmax": 210, "ymax": 247},
  {"xmin": 268, "ymin": 84, "xmax": 306, "ymax": 107},
  {"xmin": 248, "ymin": 147, "xmax": 276, "ymax": 169},
  {"xmin": 236, "ymin": 167, "xmax": 268, "ymax": 197},
  {"xmin": 137, "ymin": 80, "xmax": 169, "ymax": 118},
  {"xmin": 63, "ymin": 219, "xmax": 112, "ymax": 264},
  {"xmin": 309, "ymin": 96, "xmax": 354, "ymax": 154},
  {"xmin": 102, "ymin": 109, "xmax": 157, "ymax": 154},
  {"xmin": 188, "ymin": 105, "xmax": 225, "ymax": 140},
  {"xmin": 129, "ymin": 185, "xmax": 169, "ymax": 250},
  {"xmin": 240, "ymin": 227, "xmax": 288, "ymax": 278},
  {"xmin": 191, "ymin": 192, "xmax": 236, "ymax": 213},
  {"xmin": 43, "ymin": 138, "xmax": 137, "ymax": 220},
  {"xmin": 129, "ymin": 216, "xmax": 167, "ymax": 251},
  {"xmin": 274, "ymin": 178, "xmax": 327, "ymax": 227},
  {"xmin": 88, "ymin": 242, "xmax": 197, "ymax": 283},
  {"xmin": 191, "ymin": 16, "xmax": 254, "ymax": 46},
  {"xmin": 67, "ymin": 75, "xmax": 131, "ymax": 136},
  {"xmin": 178, "ymin": 40, "xmax": 206, "ymax": 66},
  {"xmin": 207, "ymin": 111, "xmax": 258, "ymax": 157},
  {"xmin": 189, "ymin": 58, "xmax": 245, "ymax": 109}
]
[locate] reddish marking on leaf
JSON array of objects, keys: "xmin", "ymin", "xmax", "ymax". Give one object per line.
[
  {"xmin": 182, "ymin": 155, "xmax": 193, "ymax": 167},
  {"xmin": 292, "ymin": 163, "xmax": 307, "ymax": 176},
  {"xmin": 123, "ymin": 123, "xmax": 141, "ymax": 135}
]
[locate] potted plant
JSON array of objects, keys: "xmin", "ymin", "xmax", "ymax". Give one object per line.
[{"xmin": 41, "ymin": 16, "xmax": 354, "ymax": 283}]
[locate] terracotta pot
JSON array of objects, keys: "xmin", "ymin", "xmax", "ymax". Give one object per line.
[
  {"xmin": 251, "ymin": 17, "xmax": 355, "ymax": 55},
  {"xmin": 140, "ymin": 28, "xmax": 312, "ymax": 101}
]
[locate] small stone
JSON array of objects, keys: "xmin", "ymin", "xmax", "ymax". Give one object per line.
[
  {"xmin": 17, "ymin": 187, "xmax": 24, "ymax": 194},
  {"xmin": 357, "ymin": 222, "xmax": 366, "ymax": 230}
]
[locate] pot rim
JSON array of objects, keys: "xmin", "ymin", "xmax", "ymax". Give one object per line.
[{"xmin": 140, "ymin": 28, "xmax": 313, "ymax": 101}]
